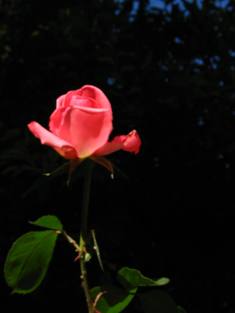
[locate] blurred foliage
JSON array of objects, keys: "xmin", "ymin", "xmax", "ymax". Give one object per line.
[
  {"xmin": 1, "ymin": 0, "xmax": 235, "ymax": 214},
  {"xmin": 1, "ymin": 0, "xmax": 235, "ymax": 174},
  {"xmin": 1, "ymin": 0, "xmax": 235, "ymax": 312}
]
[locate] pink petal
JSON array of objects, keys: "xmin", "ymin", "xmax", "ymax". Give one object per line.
[
  {"xmin": 56, "ymin": 90, "xmax": 74, "ymax": 109},
  {"xmin": 56, "ymin": 94, "xmax": 66, "ymax": 109},
  {"xmin": 78, "ymin": 85, "xmax": 112, "ymax": 113},
  {"xmin": 49, "ymin": 85, "xmax": 113, "ymax": 158},
  {"xmin": 49, "ymin": 106, "xmax": 70, "ymax": 136},
  {"xmin": 28, "ymin": 121, "xmax": 78, "ymax": 159},
  {"xmin": 49, "ymin": 92, "xmax": 74, "ymax": 134},
  {"xmin": 94, "ymin": 130, "xmax": 141, "ymax": 156},
  {"xmin": 57, "ymin": 103, "xmax": 112, "ymax": 158}
]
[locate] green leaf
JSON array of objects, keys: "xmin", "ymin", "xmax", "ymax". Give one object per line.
[
  {"xmin": 91, "ymin": 285, "xmax": 137, "ymax": 313},
  {"xmin": 4, "ymin": 230, "xmax": 59, "ymax": 294},
  {"xmin": 118, "ymin": 267, "xmax": 170, "ymax": 289},
  {"xmin": 140, "ymin": 290, "xmax": 178, "ymax": 313},
  {"xmin": 29, "ymin": 215, "xmax": 63, "ymax": 231}
]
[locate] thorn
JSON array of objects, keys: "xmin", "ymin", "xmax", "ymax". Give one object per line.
[
  {"xmin": 74, "ymin": 254, "xmax": 81, "ymax": 262},
  {"xmin": 93, "ymin": 291, "xmax": 107, "ymax": 311}
]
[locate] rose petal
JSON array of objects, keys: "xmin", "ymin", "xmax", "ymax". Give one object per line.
[
  {"xmin": 49, "ymin": 91, "xmax": 74, "ymax": 134},
  {"xmin": 56, "ymin": 90, "xmax": 74, "ymax": 109},
  {"xmin": 94, "ymin": 130, "xmax": 141, "ymax": 156},
  {"xmin": 28, "ymin": 121, "xmax": 78, "ymax": 159},
  {"xmin": 78, "ymin": 85, "xmax": 112, "ymax": 113},
  {"xmin": 57, "ymin": 104, "xmax": 111, "ymax": 158},
  {"xmin": 50, "ymin": 85, "xmax": 113, "ymax": 158},
  {"xmin": 56, "ymin": 94, "xmax": 66, "ymax": 109}
]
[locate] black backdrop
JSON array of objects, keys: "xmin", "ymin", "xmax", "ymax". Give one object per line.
[{"xmin": 1, "ymin": 1, "xmax": 235, "ymax": 312}]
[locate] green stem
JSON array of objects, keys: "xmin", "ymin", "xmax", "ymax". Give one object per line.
[
  {"xmin": 80, "ymin": 160, "xmax": 93, "ymax": 240},
  {"xmin": 80, "ymin": 159, "xmax": 94, "ymax": 313}
]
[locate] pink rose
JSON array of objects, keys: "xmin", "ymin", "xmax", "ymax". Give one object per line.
[{"xmin": 28, "ymin": 85, "xmax": 141, "ymax": 160}]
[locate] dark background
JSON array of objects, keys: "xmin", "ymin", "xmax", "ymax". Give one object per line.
[{"xmin": 1, "ymin": 0, "xmax": 235, "ymax": 312}]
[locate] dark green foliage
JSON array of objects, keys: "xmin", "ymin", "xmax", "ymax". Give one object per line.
[
  {"xmin": 29, "ymin": 215, "xmax": 63, "ymax": 231},
  {"xmin": 91, "ymin": 285, "xmax": 137, "ymax": 313},
  {"xmin": 91, "ymin": 267, "xmax": 169, "ymax": 313},
  {"xmin": 118, "ymin": 267, "xmax": 169, "ymax": 288},
  {"xmin": 4, "ymin": 230, "xmax": 59, "ymax": 294},
  {"xmin": 139, "ymin": 290, "xmax": 178, "ymax": 313}
]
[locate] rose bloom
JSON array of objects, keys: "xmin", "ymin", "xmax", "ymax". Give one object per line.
[{"xmin": 28, "ymin": 85, "xmax": 141, "ymax": 161}]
